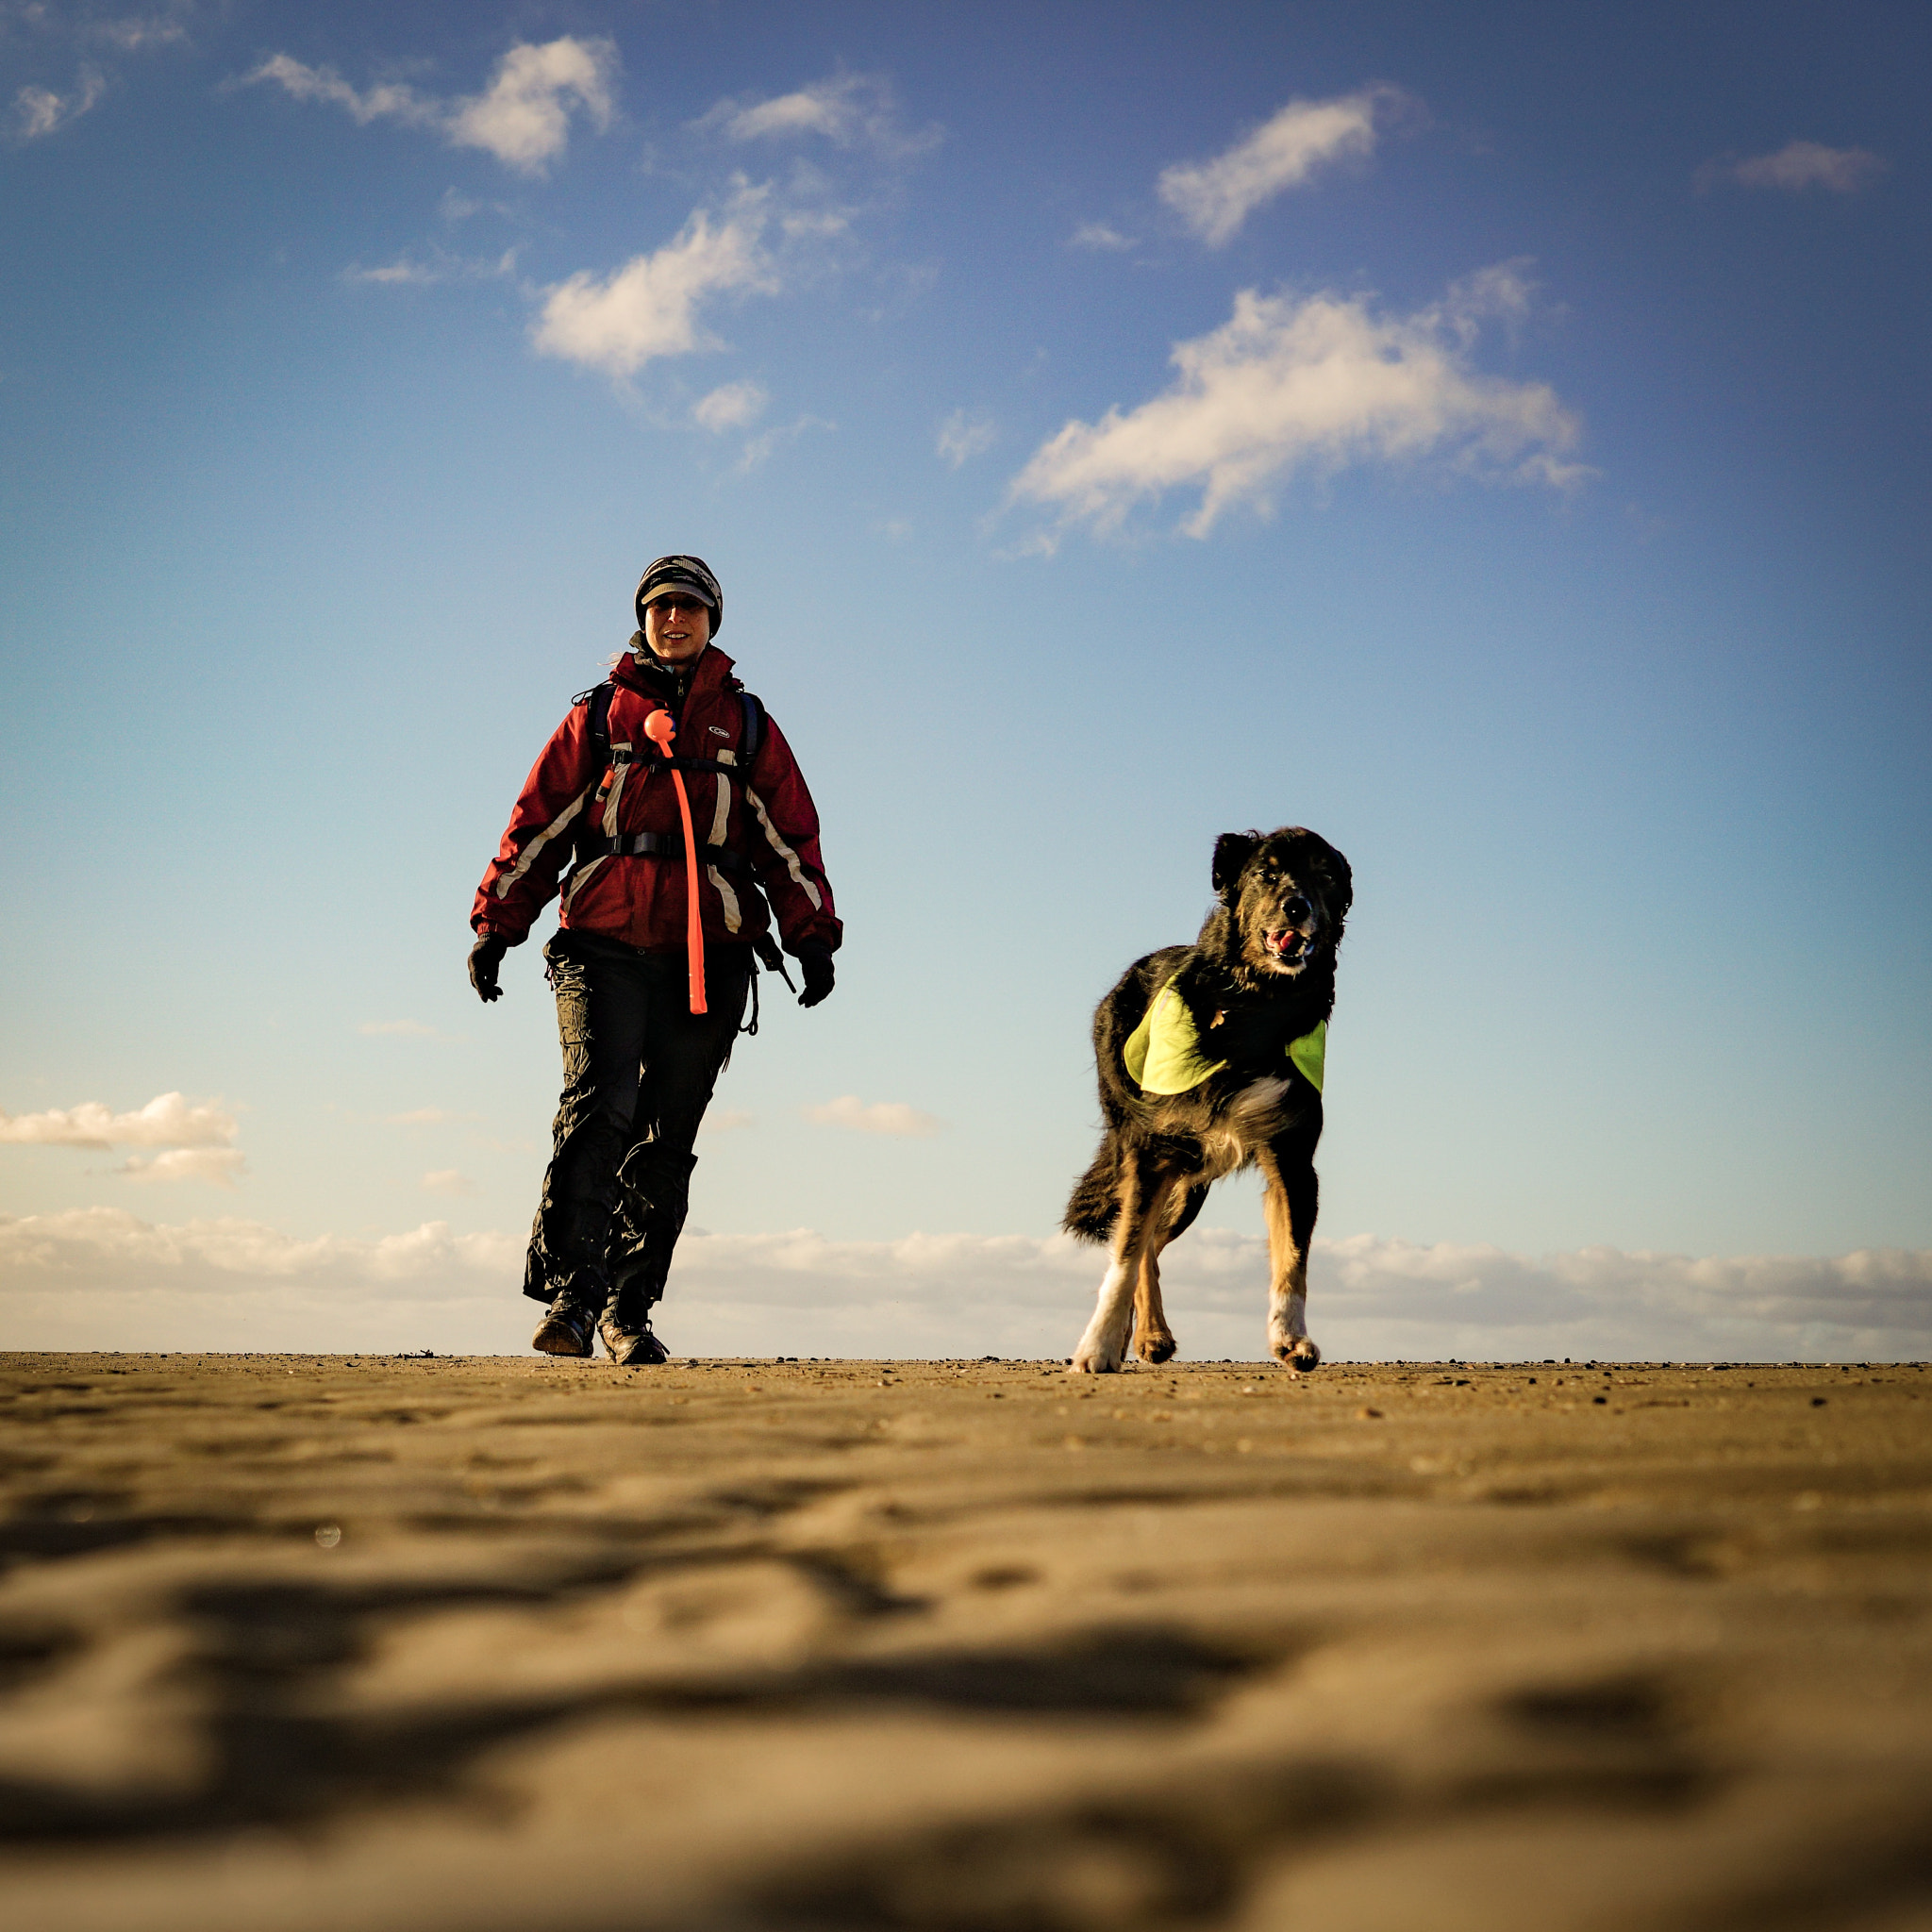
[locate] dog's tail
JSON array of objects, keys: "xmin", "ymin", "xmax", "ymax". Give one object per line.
[{"xmin": 1062, "ymin": 1136, "xmax": 1121, "ymax": 1244}]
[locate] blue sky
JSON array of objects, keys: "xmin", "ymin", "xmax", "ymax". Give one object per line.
[{"xmin": 3, "ymin": 1, "xmax": 1927, "ymax": 1357}]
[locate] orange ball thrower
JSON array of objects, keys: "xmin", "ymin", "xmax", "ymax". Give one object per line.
[{"xmin": 643, "ymin": 707, "xmax": 708, "ymax": 1015}]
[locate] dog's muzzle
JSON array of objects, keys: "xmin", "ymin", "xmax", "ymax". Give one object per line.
[{"xmin": 1263, "ymin": 927, "xmax": 1312, "ymax": 966}]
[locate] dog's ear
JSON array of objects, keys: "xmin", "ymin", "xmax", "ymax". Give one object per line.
[
  {"xmin": 1211, "ymin": 831, "xmax": 1261, "ymax": 902},
  {"xmin": 1324, "ymin": 847, "xmax": 1354, "ymax": 924}
]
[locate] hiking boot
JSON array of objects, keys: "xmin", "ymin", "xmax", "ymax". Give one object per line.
[
  {"xmin": 599, "ymin": 1299, "xmax": 669, "ymax": 1366},
  {"xmin": 531, "ymin": 1297, "xmax": 595, "ymax": 1357}
]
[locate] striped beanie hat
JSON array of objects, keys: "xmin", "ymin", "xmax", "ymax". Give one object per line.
[{"xmin": 635, "ymin": 555, "xmax": 724, "ymax": 635}]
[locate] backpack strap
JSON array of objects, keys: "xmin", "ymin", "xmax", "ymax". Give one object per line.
[
  {"xmin": 580, "ymin": 681, "xmax": 616, "ymax": 766},
  {"xmin": 738, "ymin": 691, "xmax": 765, "ymax": 768}
]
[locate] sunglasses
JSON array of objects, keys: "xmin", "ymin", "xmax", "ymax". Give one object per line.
[{"xmin": 647, "ymin": 595, "xmax": 708, "ymax": 617}]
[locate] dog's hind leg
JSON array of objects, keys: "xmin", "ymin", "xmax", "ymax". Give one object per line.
[
  {"xmin": 1073, "ymin": 1160, "xmax": 1178, "ymax": 1374},
  {"xmin": 1132, "ymin": 1183, "xmax": 1200, "ymax": 1364},
  {"xmin": 1258, "ymin": 1137, "xmax": 1322, "ymax": 1373}
]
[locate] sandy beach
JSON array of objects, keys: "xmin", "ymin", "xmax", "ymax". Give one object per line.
[{"xmin": 2, "ymin": 1352, "xmax": 1928, "ymax": 1931}]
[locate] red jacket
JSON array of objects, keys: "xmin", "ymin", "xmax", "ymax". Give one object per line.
[{"xmin": 473, "ymin": 645, "xmax": 840, "ymax": 958}]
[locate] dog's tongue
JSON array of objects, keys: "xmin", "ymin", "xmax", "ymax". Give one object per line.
[{"xmin": 1267, "ymin": 929, "xmax": 1292, "ymax": 954}]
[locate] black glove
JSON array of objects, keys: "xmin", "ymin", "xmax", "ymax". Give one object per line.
[
  {"xmin": 796, "ymin": 945, "xmax": 835, "ymax": 1008},
  {"xmin": 468, "ymin": 933, "xmax": 508, "ymax": 1004}
]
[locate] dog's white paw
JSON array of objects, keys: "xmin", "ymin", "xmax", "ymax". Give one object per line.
[
  {"xmin": 1069, "ymin": 1350, "xmax": 1122, "ymax": 1375},
  {"xmin": 1271, "ymin": 1334, "xmax": 1322, "ymax": 1374}
]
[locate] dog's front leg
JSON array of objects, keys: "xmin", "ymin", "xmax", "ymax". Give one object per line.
[
  {"xmin": 1258, "ymin": 1137, "xmax": 1322, "ymax": 1373},
  {"xmin": 1073, "ymin": 1163, "xmax": 1174, "ymax": 1374}
]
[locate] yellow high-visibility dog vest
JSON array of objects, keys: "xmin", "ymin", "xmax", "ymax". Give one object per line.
[{"xmin": 1122, "ymin": 982, "xmax": 1325, "ymax": 1096}]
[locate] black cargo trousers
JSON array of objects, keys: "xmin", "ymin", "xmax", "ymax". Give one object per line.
[{"xmin": 522, "ymin": 927, "xmax": 752, "ymax": 1319}]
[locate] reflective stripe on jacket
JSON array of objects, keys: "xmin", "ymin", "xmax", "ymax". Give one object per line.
[{"xmin": 472, "ymin": 645, "xmax": 840, "ymax": 957}]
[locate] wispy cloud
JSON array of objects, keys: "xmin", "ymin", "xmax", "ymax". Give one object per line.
[
  {"xmin": 936, "ymin": 408, "xmax": 996, "ymax": 468},
  {"xmin": 1070, "ymin": 222, "xmax": 1135, "ymax": 253},
  {"xmin": 235, "ymin": 52, "xmax": 441, "ymax": 130},
  {"xmin": 342, "ymin": 245, "xmax": 517, "ymax": 287},
  {"xmin": 737, "ymin": 413, "xmax": 832, "ymax": 474},
  {"xmin": 419, "ymin": 1169, "xmax": 474, "ymax": 1197},
  {"xmin": 1010, "ymin": 265, "xmax": 1588, "ymax": 541},
  {"xmin": 7, "ymin": 4, "xmax": 187, "ymax": 141},
  {"xmin": 692, "ymin": 378, "xmax": 768, "ymax": 431},
  {"xmin": 529, "ymin": 77, "xmax": 903, "ymax": 394},
  {"xmin": 805, "ymin": 1096, "xmax": 943, "ymax": 1138},
  {"xmin": 1, "ymin": 1092, "xmax": 236, "ymax": 1150},
  {"xmin": 438, "ymin": 187, "xmax": 514, "ymax": 224},
  {"xmin": 1158, "ymin": 88, "xmax": 1400, "ymax": 245},
  {"xmin": 1698, "ymin": 140, "xmax": 1888, "ymax": 194},
  {"xmin": 699, "ymin": 1109, "xmax": 756, "ymax": 1134},
  {"xmin": 698, "ymin": 73, "xmax": 940, "ymax": 158},
  {"xmin": 12, "ymin": 64, "xmax": 105, "ymax": 140},
  {"xmin": 3, "ymin": 1210, "xmax": 1926, "ymax": 1361},
  {"xmin": 115, "ymin": 1147, "xmax": 246, "ymax": 1187},
  {"xmin": 237, "ymin": 36, "xmax": 617, "ymax": 175},
  {"xmin": 84, "ymin": 13, "xmax": 190, "ymax": 54},
  {"xmin": 530, "ymin": 197, "xmax": 778, "ymax": 379}
]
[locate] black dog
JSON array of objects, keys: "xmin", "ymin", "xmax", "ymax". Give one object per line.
[{"xmin": 1064, "ymin": 827, "xmax": 1353, "ymax": 1374}]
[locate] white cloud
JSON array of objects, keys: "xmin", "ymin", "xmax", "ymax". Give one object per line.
[
  {"xmin": 0, "ymin": 1208, "xmax": 517, "ymax": 1285},
  {"xmin": 239, "ymin": 36, "xmax": 617, "ymax": 175},
  {"xmin": 531, "ymin": 202, "xmax": 778, "ymax": 379},
  {"xmin": 693, "ymin": 378, "xmax": 768, "ymax": 431},
  {"xmin": 1010, "ymin": 267, "xmax": 1588, "ymax": 541},
  {"xmin": 1070, "ymin": 222, "xmax": 1135, "ymax": 252},
  {"xmin": 114, "ymin": 1147, "xmax": 246, "ymax": 1187},
  {"xmin": 1704, "ymin": 140, "xmax": 1888, "ymax": 194},
  {"xmin": 701, "ymin": 73, "xmax": 939, "ymax": 158},
  {"xmin": 805, "ymin": 1096, "xmax": 943, "ymax": 1139},
  {"xmin": 446, "ymin": 36, "xmax": 616, "ymax": 175},
  {"xmin": 420, "ymin": 1169, "xmax": 474, "ymax": 1197},
  {"xmin": 717, "ymin": 77, "xmax": 857, "ymax": 142},
  {"xmin": 0, "ymin": 1209, "xmax": 525, "ymax": 1352},
  {"xmin": 699, "ymin": 1109, "xmax": 756, "ymax": 1135},
  {"xmin": 936, "ymin": 408, "xmax": 996, "ymax": 468},
  {"xmin": 1312, "ymin": 1235, "xmax": 1932, "ymax": 1364},
  {"xmin": 0, "ymin": 1091, "xmax": 236, "ymax": 1151},
  {"xmin": 3, "ymin": 1210, "xmax": 1926, "ymax": 1361},
  {"xmin": 1158, "ymin": 88, "xmax": 1395, "ymax": 245},
  {"xmin": 12, "ymin": 63, "xmax": 104, "ymax": 139}
]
